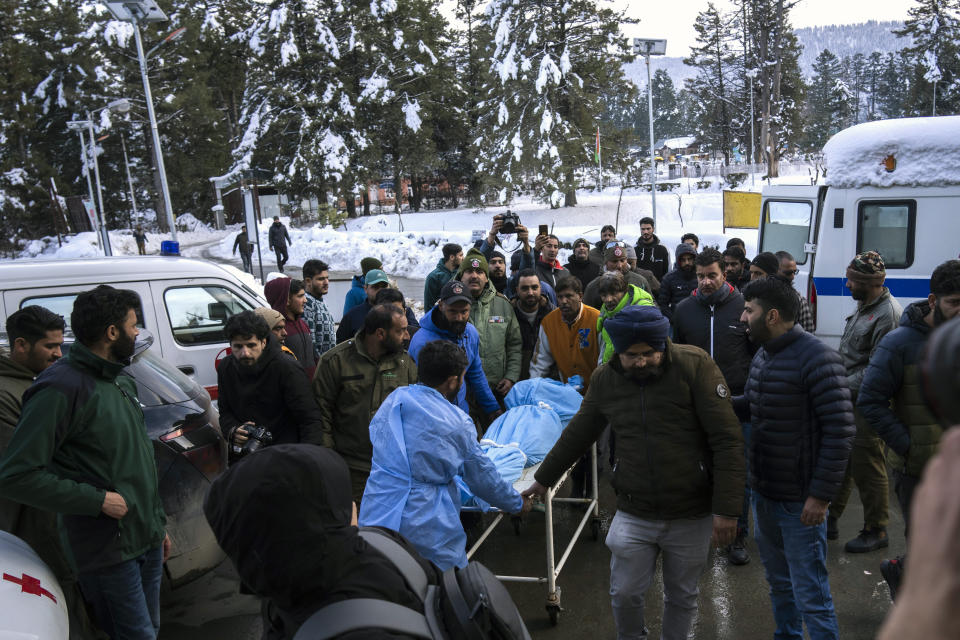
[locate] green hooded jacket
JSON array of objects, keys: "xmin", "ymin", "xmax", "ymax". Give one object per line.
[
  {"xmin": 597, "ymin": 284, "xmax": 656, "ymax": 364},
  {"xmin": 0, "ymin": 342, "xmax": 166, "ymax": 573}
]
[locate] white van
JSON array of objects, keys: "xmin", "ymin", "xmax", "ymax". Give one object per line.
[
  {"xmin": 758, "ymin": 116, "xmax": 960, "ymax": 348},
  {"xmin": 0, "ymin": 256, "xmax": 267, "ymax": 396}
]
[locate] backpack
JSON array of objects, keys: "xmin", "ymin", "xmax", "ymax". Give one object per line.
[{"xmin": 293, "ymin": 528, "xmax": 531, "ymax": 640}]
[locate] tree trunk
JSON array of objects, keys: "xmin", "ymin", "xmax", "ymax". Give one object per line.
[
  {"xmin": 362, "ymin": 189, "xmax": 370, "ymax": 216},
  {"xmin": 345, "ymin": 191, "xmax": 357, "ymax": 218}
]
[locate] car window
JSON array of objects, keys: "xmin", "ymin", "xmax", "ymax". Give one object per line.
[
  {"xmin": 164, "ymin": 286, "xmax": 254, "ymax": 346},
  {"xmin": 21, "ymin": 293, "xmax": 145, "ymax": 329},
  {"xmin": 760, "ymin": 200, "xmax": 811, "ymax": 265},
  {"xmin": 858, "ymin": 201, "xmax": 915, "ymax": 268}
]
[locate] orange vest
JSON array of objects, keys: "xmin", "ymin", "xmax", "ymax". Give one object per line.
[{"xmin": 539, "ymin": 305, "xmax": 601, "ymax": 387}]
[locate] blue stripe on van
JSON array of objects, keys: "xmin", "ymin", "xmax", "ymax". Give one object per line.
[{"xmin": 813, "ymin": 277, "xmax": 930, "ymax": 298}]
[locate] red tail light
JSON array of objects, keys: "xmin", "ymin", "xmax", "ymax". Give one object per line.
[
  {"xmin": 807, "ymin": 278, "xmax": 818, "ymax": 333},
  {"xmin": 160, "ymin": 419, "xmax": 225, "ymax": 481}
]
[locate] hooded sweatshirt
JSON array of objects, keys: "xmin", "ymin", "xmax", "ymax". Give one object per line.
[
  {"xmin": 657, "ymin": 243, "xmax": 698, "ymax": 319},
  {"xmin": 634, "ymin": 233, "xmax": 670, "ymax": 280},
  {"xmin": 265, "ymin": 277, "xmax": 317, "ymax": 378},
  {"xmin": 204, "ymin": 444, "xmax": 439, "ymax": 639}
]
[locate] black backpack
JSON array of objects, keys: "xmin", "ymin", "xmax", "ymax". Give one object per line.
[{"xmin": 293, "ymin": 528, "xmax": 531, "ymax": 640}]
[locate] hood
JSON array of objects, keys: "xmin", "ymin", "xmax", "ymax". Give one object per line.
[
  {"xmin": 264, "ymin": 277, "xmax": 291, "ymax": 316},
  {"xmin": 639, "ymin": 233, "xmax": 661, "ymax": 246},
  {"xmin": 675, "ymin": 243, "xmax": 696, "ymax": 260},
  {"xmin": 420, "ymin": 306, "xmax": 457, "ymax": 340},
  {"xmin": 901, "ymin": 300, "xmax": 932, "ymax": 333},
  {"xmin": 204, "ymin": 444, "xmax": 394, "ymax": 614},
  {"xmin": 0, "ymin": 354, "xmax": 35, "ymax": 382}
]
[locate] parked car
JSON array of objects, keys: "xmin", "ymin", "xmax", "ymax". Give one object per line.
[
  {"xmin": 0, "ymin": 256, "xmax": 268, "ymax": 398},
  {"xmin": 2, "ymin": 329, "xmax": 227, "ymax": 588}
]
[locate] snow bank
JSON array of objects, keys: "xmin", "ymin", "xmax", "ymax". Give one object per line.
[{"xmin": 824, "ymin": 116, "xmax": 960, "ymax": 189}]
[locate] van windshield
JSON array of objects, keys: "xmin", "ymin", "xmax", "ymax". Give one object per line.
[{"xmin": 760, "ymin": 200, "xmax": 812, "ymax": 265}]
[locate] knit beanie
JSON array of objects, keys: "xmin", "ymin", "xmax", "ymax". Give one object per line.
[
  {"xmin": 360, "ymin": 257, "xmax": 382, "ymax": 275},
  {"xmin": 675, "ymin": 243, "xmax": 697, "ymax": 260},
  {"xmin": 457, "ymin": 248, "xmax": 489, "ymax": 278},
  {"xmin": 254, "ymin": 307, "xmax": 284, "ymax": 331},
  {"xmin": 573, "ymin": 238, "xmax": 591, "ymax": 249},
  {"xmin": 604, "ymin": 305, "xmax": 670, "ymax": 353},
  {"xmin": 751, "ymin": 252, "xmax": 780, "ymax": 276},
  {"xmin": 846, "ymin": 250, "xmax": 886, "ymax": 285}
]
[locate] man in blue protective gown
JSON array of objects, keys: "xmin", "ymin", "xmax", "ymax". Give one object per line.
[{"xmin": 359, "ymin": 340, "xmax": 531, "ymax": 570}]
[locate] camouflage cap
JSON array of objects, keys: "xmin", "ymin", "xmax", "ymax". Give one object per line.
[{"xmin": 849, "ymin": 250, "xmax": 886, "ymax": 274}]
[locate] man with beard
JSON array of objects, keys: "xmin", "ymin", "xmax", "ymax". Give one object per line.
[
  {"xmin": 776, "ymin": 251, "xmax": 816, "ymax": 332},
  {"xmin": 0, "ymin": 286, "xmax": 170, "ymax": 639},
  {"xmin": 265, "ymin": 276, "xmax": 316, "ymax": 378},
  {"xmin": 737, "ymin": 276, "xmax": 854, "ymax": 639},
  {"xmin": 489, "ymin": 251, "xmax": 509, "ymax": 294},
  {"xmin": 424, "ymin": 242, "xmax": 462, "ymax": 308},
  {"xmin": 219, "ymin": 311, "xmax": 324, "ymax": 460},
  {"xmin": 565, "ymin": 238, "xmax": 602, "ymax": 291},
  {"xmin": 748, "ymin": 252, "xmax": 780, "ymax": 282},
  {"xmin": 512, "ymin": 269, "xmax": 555, "ymax": 380},
  {"xmin": 595, "ymin": 271, "xmax": 656, "ymax": 365},
  {"xmin": 657, "ymin": 243, "xmax": 698, "ymax": 320},
  {"xmin": 673, "ymin": 248, "xmax": 755, "ymax": 565},
  {"xmin": 723, "ymin": 246, "xmax": 751, "ymax": 291},
  {"xmin": 635, "ymin": 216, "xmax": 670, "ymax": 280},
  {"xmin": 583, "ymin": 242, "xmax": 652, "ymax": 310},
  {"xmin": 313, "ymin": 304, "xmax": 416, "ymax": 502},
  {"xmin": 302, "ymin": 259, "xmax": 336, "ymax": 359},
  {"xmin": 408, "ymin": 280, "xmax": 502, "ymax": 424},
  {"xmin": 858, "ymin": 259, "xmax": 960, "ymax": 600},
  {"xmin": 529, "ymin": 277, "xmax": 600, "ymax": 387},
  {"xmin": 458, "ymin": 249, "xmax": 522, "ymax": 410},
  {"xmin": 360, "ymin": 340, "xmax": 529, "ymax": 570},
  {"xmin": 589, "ymin": 225, "xmax": 617, "ymax": 265},
  {"xmin": 829, "ymin": 251, "xmax": 902, "ymax": 553},
  {"xmin": 523, "ymin": 304, "xmax": 744, "ymax": 640}
]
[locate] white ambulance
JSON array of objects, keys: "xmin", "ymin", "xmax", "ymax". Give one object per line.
[
  {"xmin": 759, "ymin": 116, "xmax": 960, "ymax": 348},
  {"xmin": 0, "ymin": 531, "xmax": 68, "ymax": 639}
]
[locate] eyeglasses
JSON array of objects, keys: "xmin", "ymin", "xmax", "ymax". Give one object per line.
[{"xmin": 782, "ymin": 269, "xmax": 799, "ymax": 276}]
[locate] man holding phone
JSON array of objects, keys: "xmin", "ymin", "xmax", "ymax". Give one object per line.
[{"xmin": 534, "ymin": 229, "xmax": 566, "ymax": 288}]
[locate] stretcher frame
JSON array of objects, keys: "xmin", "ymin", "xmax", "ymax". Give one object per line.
[{"xmin": 463, "ymin": 443, "xmax": 601, "ymax": 625}]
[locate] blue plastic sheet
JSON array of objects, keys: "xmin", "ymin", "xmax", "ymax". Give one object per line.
[
  {"xmin": 457, "ymin": 441, "xmax": 526, "ymax": 510},
  {"xmin": 482, "ymin": 404, "xmax": 563, "ymax": 466},
  {"xmin": 504, "ymin": 378, "xmax": 584, "ymax": 427}
]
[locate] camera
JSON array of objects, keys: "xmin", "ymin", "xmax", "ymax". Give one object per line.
[
  {"xmin": 499, "ymin": 210, "xmax": 520, "ymax": 235},
  {"xmin": 233, "ymin": 425, "xmax": 274, "ymax": 457}
]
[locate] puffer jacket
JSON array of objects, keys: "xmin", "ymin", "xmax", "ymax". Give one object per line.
[
  {"xmin": 657, "ymin": 267, "xmax": 698, "ymax": 320},
  {"xmin": 672, "ymin": 283, "xmax": 753, "ymax": 395},
  {"xmin": 837, "ymin": 287, "xmax": 902, "ymax": 395},
  {"xmin": 536, "ymin": 341, "xmax": 745, "ymax": 520},
  {"xmin": 597, "ymin": 284, "xmax": 656, "ymax": 364},
  {"xmin": 469, "ymin": 281, "xmax": 522, "ymax": 385},
  {"xmin": 857, "ymin": 301, "xmax": 941, "ymax": 476},
  {"xmin": 739, "ymin": 324, "xmax": 855, "ymax": 503}
]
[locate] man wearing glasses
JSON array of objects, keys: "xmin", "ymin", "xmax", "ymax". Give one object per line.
[{"xmin": 777, "ymin": 251, "xmax": 816, "ymax": 332}]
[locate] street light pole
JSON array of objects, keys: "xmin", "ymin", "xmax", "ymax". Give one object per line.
[
  {"xmin": 120, "ymin": 132, "xmax": 139, "ymax": 227},
  {"xmin": 633, "ymin": 39, "xmax": 667, "ymax": 228},
  {"xmin": 748, "ymin": 69, "xmax": 756, "ymax": 187},
  {"xmin": 72, "ymin": 129, "xmax": 103, "ymax": 253},
  {"xmin": 86, "ymin": 112, "xmax": 112, "ymax": 256},
  {"xmin": 131, "ymin": 21, "xmax": 177, "ymax": 240}
]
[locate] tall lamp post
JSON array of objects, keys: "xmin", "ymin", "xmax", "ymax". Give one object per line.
[
  {"xmin": 746, "ymin": 68, "xmax": 757, "ymax": 186},
  {"xmin": 103, "ymin": 0, "xmax": 179, "ymax": 241},
  {"xmin": 67, "ymin": 98, "xmax": 131, "ymax": 256},
  {"xmin": 633, "ymin": 38, "xmax": 667, "ymax": 227}
]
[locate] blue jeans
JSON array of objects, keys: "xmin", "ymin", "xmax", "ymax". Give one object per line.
[
  {"xmin": 753, "ymin": 494, "xmax": 838, "ymax": 640},
  {"xmin": 78, "ymin": 546, "xmax": 163, "ymax": 640},
  {"xmin": 738, "ymin": 421, "xmax": 752, "ymax": 534}
]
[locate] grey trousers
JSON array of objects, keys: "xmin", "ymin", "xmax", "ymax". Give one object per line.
[{"xmin": 606, "ymin": 510, "xmax": 713, "ymax": 640}]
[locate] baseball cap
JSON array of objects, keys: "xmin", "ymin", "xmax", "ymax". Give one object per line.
[
  {"xmin": 364, "ymin": 269, "xmax": 390, "ymax": 286},
  {"xmin": 440, "ymin": 280, "xmax": 473, "ymax": 305}
]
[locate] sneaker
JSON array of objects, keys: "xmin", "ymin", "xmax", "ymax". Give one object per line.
[
  {"xmin": 844, "ymin": 527, "xmax": 889, "ymax": 553},
  {"xmin": 826, "ymin": 515, "xmax": 839, "ymax": 541},
  {"xmin": 727, "ymin": 532, "xmax": 750, "ymax": 566},
  {"xmin": 880, "ymin": 555, "xmax": 905, "ymax": 601}
]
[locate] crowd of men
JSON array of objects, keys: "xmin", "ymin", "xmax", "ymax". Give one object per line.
[{"xmin": 0, "ymin": 212, "xmax": 958, "ymax": 640}]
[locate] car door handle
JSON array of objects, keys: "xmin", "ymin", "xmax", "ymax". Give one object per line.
[{"xmin": 178, "ymin": 365, "xmax": 196, "ymax": 376}]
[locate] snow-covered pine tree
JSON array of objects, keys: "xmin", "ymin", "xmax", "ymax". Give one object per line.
[
  {"xmin": 476, "ymin": 0, "xmax": 634, "ymax": 208},
  {"xmin": 894, "ymin": 0, "xmax": 960, "ymax": 116},
  {"xmin": 804, "ymin": 50, "xmax": 850, "ymax": 150}
]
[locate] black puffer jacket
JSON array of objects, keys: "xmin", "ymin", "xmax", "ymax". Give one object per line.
[
  {"xmin": 672, "ymin": 283, "xmax": 753, "ymax": 394},
  {"xmin": 738, "ymin": 325, "xmax": 855, "ymax": 503},
  {"xmin": 563, "ymin": 257, "xmax": 602, "ymax": 291}
]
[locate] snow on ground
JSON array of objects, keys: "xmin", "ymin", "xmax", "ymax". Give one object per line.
[{"xmin": 12, "ymin": 170, "xmax": 825, "ymax": 277}]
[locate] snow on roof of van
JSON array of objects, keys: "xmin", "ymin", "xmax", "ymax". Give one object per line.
[{"xmin": 824, "ymin": 116, "xmax": 960, "ymax": 189}]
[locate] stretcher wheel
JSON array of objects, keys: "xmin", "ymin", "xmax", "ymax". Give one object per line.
[
  {"xmin": 591, "ymin": 519, "xmax": 601, "ymax": 541},
  {"xmin": 547, "ymin": 605, "xmax": 560, "ymax": 626},
  {"xmin": 511, "ymin": 515, "xmax": 522, "ymax": 536}
]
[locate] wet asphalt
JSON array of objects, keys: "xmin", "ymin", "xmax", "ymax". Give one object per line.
[{"xmin": 159, "ymin": 479, "xmax": 903, "ymax": 639}]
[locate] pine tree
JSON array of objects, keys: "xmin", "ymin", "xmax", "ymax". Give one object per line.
[
  {"xmin": 894, "ymin": 0, "xmax": 960, "ymax": 116},
  {"xmin": 805, "ymin": 50, "xmax": 849, "ymax": 149},
  {"xmin": 476, "ymin": 0, "xmax": 635, "ymax": 208}
]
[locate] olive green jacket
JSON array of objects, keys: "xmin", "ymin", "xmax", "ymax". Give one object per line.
[
  {"xmin": 313, "ymin": 334, "xmax": 417, "ymax": 471},
  {"xmin": 536, "ymin": 341, "xmax": 745, "ymax": 520},
  {"xmin": 469, "ymin": 282, "xmax": 523, "ymax": 385}
]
